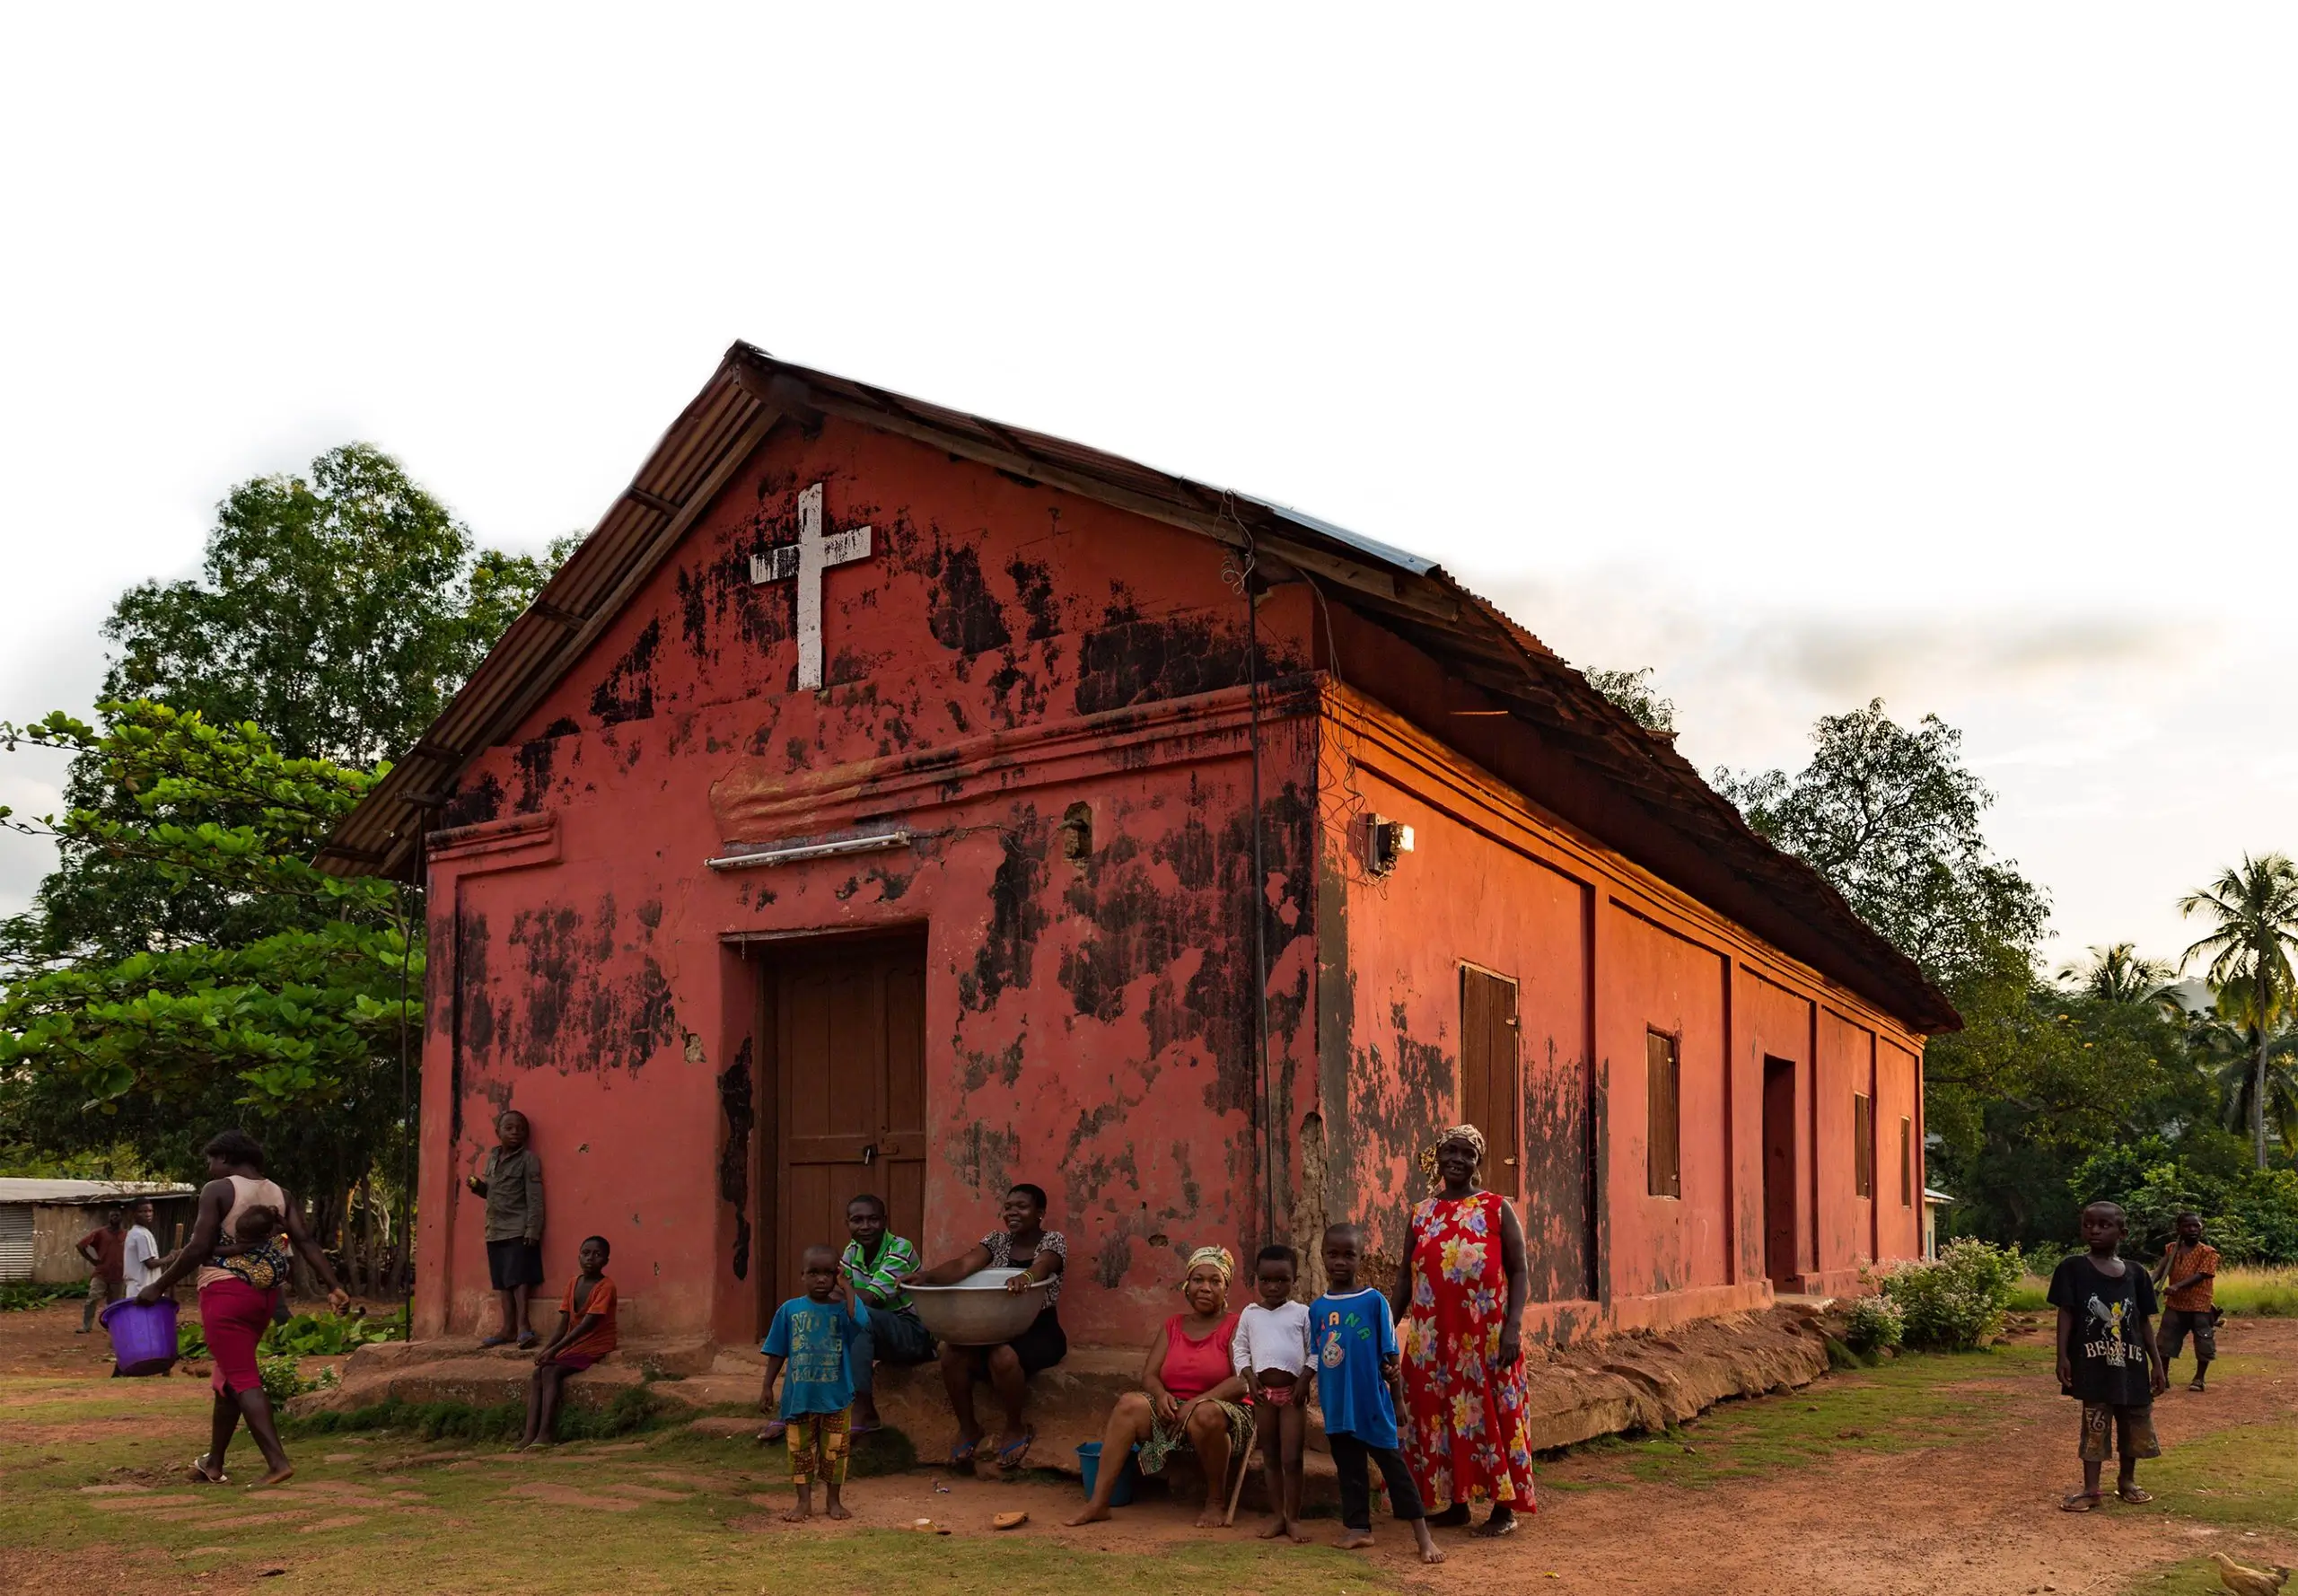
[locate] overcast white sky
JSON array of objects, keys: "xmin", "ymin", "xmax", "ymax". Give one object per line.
[{"xmin": 1, "ymin": 6, "xmax": 2290, "ymax": 976}]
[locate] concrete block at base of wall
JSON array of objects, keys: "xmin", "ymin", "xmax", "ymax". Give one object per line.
[{"xmin": 296, "ymin": 1304, "xmax": 1832, "ymax": 1494}]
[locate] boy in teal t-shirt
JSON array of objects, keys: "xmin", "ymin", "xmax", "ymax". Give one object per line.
[
  {"xmin": 1312, "ymin": 1223, "xmax": 1443, "ymax": 1564},
  {"xmin": 761, "ymin": 1244, "xmax": 866, "ymax": 1521}
]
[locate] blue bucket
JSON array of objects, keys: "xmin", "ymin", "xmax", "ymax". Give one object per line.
[{"xmin": 1075, "ymin": 1441, "xmax": 1139, "ymax": 1505}]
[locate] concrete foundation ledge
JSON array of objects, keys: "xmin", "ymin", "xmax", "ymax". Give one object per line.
[{"xmin": 294, "ymin": 1302, "xmax": 1831, "ymax": 1468}]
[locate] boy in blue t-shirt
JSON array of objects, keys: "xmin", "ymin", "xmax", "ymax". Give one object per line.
[
  {"xmin": 761, "ymin": 1243, "xmax": 867, "ymax": 1521},
  {"xmin": 1313, "ymin": 1223, "xmax": 1443, "ymax": 1564}
]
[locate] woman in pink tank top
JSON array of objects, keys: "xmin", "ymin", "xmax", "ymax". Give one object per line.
[
  {"xmin": 1065, "ymin": 1245, "xmax": 1252, "ymax": 1529},
  {"xmin": 137, "ymin": 1129, "xmax": 351, "ymax": 1486}
]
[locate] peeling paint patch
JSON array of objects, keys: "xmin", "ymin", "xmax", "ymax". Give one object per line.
[
  {"xmin": 960, "ymin": 811, "xmax": 1048, "ymax": 1012},
  {"xmin": 591, "ymin": 618, "xmax": 661, "ymax": 725},
  {"xmin": 925, "ymin": 541, "xmax": 1012, "ymax": 655}
]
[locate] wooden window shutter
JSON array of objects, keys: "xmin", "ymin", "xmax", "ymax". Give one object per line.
[
  {"xmin": 1854, "ymin": 1093, "xmax": 1873, "ymax": 1198},
  {"xmin": 1646, "ymin": 1030, "xmax": 1680, "ymax": 1198},
  {"xmin": 1899, "ymin": 1116, "xmax": 1913, "ymax": 1206},
  {"xmin": 1460, "ymin": 968, "xmax": 1522, "ymax": 1196}
]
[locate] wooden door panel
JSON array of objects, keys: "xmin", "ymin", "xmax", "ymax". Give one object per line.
[{"xmin": 767, "ymin": 935, "xmax": 928, "ymax": 1318}]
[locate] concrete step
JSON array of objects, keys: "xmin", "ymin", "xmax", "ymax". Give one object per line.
[{"xmin": 292, "ymin": 1303, "xmax": 1833, "ymax": 1501}]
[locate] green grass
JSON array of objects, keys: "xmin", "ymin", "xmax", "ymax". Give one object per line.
[
  {"xmin": 2009, "ymin": 1266, "xmax": 2298, "ymax": 1317},
  {"xmin": 1558, "ymin": 1343, "xmax": 2048, "ymax": 1488},
  {"xmin": 2119, "ymin": 1557, "xmax": 2290, "ymax": 1595}
]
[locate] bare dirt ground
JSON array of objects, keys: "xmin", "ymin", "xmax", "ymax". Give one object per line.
[{"xmin": 4, "ymin": 1302, "xmax": 2293, "ymax": 1596}]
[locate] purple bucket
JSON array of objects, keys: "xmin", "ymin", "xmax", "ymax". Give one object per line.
[{"xmin": 99, "ymin": 1296, "xmax": 180, "ymax": 1377}]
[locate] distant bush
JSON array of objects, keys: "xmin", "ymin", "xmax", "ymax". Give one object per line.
[
  {"xmin": 1842, "ymin": 1293, "xmax": 1906, "ymax": 1355},
  {"xmin": 0, "ymin": 1283, "xmax": 75, "ymax": 1312},
  {"xmin": 1878, "ymin": 1239, "xmax": 2025, "ymax": 1349},
  {"xmin": 259, "ymin": 1354, "xmax": 335, "ymax": 1405},
  {"xmin": 262, "ymin": 1311, "xmax": 399, "ymax": 1357}
]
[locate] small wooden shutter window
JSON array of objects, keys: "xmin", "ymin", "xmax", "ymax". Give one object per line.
[
  {"xmin": 1899, "ymin": 1117, "xmax": 1913, "ymax": 1206},
  {"xmin": 1460, "ymin": 968, "xmax": 1522, "ymax": 1197},
  {"xmin": 1854, "ymin": 1093, "xmax": 1873, "ymax": 1198},
  {"xmin": 1645, "ymin": 1030, "xmax": 1680, "ymax": 1198}
]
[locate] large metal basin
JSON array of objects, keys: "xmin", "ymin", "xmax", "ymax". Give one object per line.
[{"xmin": 907, "ymin": 1267, "xmax": 1052, "ymax": 1346}]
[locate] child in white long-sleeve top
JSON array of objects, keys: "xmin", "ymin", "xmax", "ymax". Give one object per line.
[{"xmin": 1233, "ymin": 1243, "xmax": 1314, "ymax": 1542}]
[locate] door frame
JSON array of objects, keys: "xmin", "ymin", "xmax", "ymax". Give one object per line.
[{"xmin": 750, "ymin": 923, "xmax": 929, "ymax": 1337}]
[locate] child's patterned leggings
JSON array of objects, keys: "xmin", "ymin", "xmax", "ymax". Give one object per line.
[{"xmin": 788, "ymin": 1410, "xmax": 851, "ymax": 1488}]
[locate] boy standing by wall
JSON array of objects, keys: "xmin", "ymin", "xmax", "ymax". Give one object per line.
[
  {"xmin": 2153, "ymin": 1212, "xmax": 2219, "ymax": 1393},
  {"xmin": 2049, "ymin": 1201, "xmax": 2168, "ymax": 1511}
]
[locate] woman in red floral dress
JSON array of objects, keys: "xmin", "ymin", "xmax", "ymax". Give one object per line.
[{"xmin": 1391, "ymin": 1124, "xmax": 1535, "ymax": 1537}]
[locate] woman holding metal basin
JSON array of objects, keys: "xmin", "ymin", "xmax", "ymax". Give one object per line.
[
  {"xmin": 1061, "ymin": 1245, "xmax": 1250, "ymax": 1529},
  {"xmin": 903, "ymin": 1181, "xmax": 1067, "ymax": 1470}
]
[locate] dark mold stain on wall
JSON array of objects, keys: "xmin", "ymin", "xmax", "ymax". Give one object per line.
[
  {"xmin": 718, "ymin": 1039, "xmax": 755, "ymax": 1280},
  {"xmin": 442, "ymin": 773, "xmax": 504, "ymax": 830},
  {"xmin": 469, "ymin": 897, "xmax": 679, "ymax": 1077},
  {"xmin": 590, "ymin": 618, "xmax": 662, "ymax": 725},
  {"xmin": 513, "ymin": 720, "xmax": 580, "ymax": 816},
  {"xmin": 1073, "ymin": 613, "xmax": 1305, "ymax": 717},
  {"xmin": 925, "ymin": 540, "xmax": 1013, "ymax": 656},
  {"xmin": 959, "ymin": 810, "xmax": 1049, "ymax": 1013},
  {"xmin": 1006, "ymin": 556, "xmax": 1061, "ymax": 641}
]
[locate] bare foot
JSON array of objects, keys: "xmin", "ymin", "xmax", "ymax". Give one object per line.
[
  {"xmin": 1285, "ymin": 1524, "xmax": 1311, "ymax": 1544},
  {"xmin": 1066, "ymin": 1504, "xmax": 1114, "ymax": 1527},
  {"xmin": 1256, "ymin": 1517, "xmax": 1290, "ymax": 1539},
  {"xmin": 1193, "ymin": 1506, "xmax": 1224, "ymax": 1529},
  {"xmin": 826, "ymin": 1501, "xmax": 852, "ymax": 1521},
  {"xmin": 1418, "ymin": 1538, "xmax": 1448, "ymax": 1565},
  {"xmin": 780, "ymin": 1505, "xmax": 811, "ymax": 1523},
  {"xmin": 259, "ymin": 1464, "xmax": 295, "ymax": 1487},
  {"xmin": 1337, "ymin": 1530, "xmax": 1375, "ymax": 1550}
]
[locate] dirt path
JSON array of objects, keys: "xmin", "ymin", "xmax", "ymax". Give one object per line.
[{"xmin": 5, "ymin": 1302, "xmax": 2294, "ymax": 1595}]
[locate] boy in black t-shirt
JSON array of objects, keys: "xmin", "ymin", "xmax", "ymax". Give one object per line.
[{"xmin": 2048, "ymin": 1201, "xmax": 2168, "ymax": 1511}]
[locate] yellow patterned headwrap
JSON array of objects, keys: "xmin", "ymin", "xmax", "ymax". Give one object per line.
[
  {"xmin": 1182, "ymin": 1245, "xmax": 1235, "ymax": 1288},
  {"xmin": 1418, "ymin": 1124, "xmax": 1489, "ymax": 1190}
]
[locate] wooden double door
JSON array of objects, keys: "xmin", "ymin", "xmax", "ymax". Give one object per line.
[{"xmin": 758, "ymin": 934, "xmax": 927, "ymax": 1329}]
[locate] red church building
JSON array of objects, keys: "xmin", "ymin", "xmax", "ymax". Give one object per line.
[{"xmin": 327, "ymin": 345, "xmax": 1956, "ymax": 1352}]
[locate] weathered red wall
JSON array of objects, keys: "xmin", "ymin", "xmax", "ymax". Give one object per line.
[
  {"xmin": 410, "ymin": 410, "xmax": 1929, "ymax": 1350},
  {"xmin": 1309, "ymin": 686, "xmax": 1928, "ymax": 1338},
  {"xmin": 416, "ymin": 416, "xmax": 1322, "ymax": 1346}
]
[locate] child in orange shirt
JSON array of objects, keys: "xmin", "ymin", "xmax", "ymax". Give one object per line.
[{"xmin": 520, "ymin": 1235, "xmax": 617, "ymax": 1449}]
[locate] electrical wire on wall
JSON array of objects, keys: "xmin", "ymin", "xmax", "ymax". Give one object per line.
[{"xmin": 1219, "ymin": 520, "xmax": 1277, "ymax": 1250}]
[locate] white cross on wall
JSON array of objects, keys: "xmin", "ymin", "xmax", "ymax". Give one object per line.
[{"xmin": 750, "ymin": 481, "xmax": 873, "ymax": 690}]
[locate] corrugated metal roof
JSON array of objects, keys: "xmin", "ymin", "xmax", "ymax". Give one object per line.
[
  {"xmin": 0, "ymin": 1179, "xmax": 198, "ymax": 1205},
  {"xmin": 319, "ymin": 341, "xmax": 1960, "ymax": 1035}
]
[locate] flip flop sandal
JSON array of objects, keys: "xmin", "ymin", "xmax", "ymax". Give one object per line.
[
  {"xmin": 948, "ymin": 1438, "xmax": 979, "ymax": 1467},
  {"xmin": 188, "ymin": 1455, "xmax": 229, "ymax": 1485},
  {"xmin": 996, "ymin": 1429, "xmax": 1035, "ymax": 1471},
  {"xmin": 757, "ymin": 1420, "xmax": 788, "ymax": 1444},
  {"xmin": 514, "ymin": 1334, "xmax": 539, "ymax": 1350},
  {"xmin": 2117, "ymin": 1486, "xmax": 2153, "ymax": 1504},
  {"xmin": 849, "ymin": 1421, "xmax": 882, "ymax": 1436},
  {"xmin": 477, "ymin": 1336, "xmax": 511, "ymax": 1349},
  {"xmin": 2059, "ymin": 1491, "xmax": 2102, "ymax": 1513},
  {"xmin": 1472, "ymin": 1514, "xmax": 1520, "ymax": 1539}
]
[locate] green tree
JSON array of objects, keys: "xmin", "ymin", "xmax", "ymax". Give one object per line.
[
  {"xmin": 1714, "ymin": 700, "xmax": 2049, "ymax": 990},
  {"xmin": 0, "ymin": 704, "xmax": 417, "ymax": 1251},
  {"xmin": 1585, "ymin": 666, "xmax": 1676, "ymax": 734},
  {"xmin": 101, "ymin": 443, "xmax": 557, "ymax": 767},
  {"xmin": 2058, "ymin": 943, "xmax": 2180, "ymax": 1007},
  {"xmin": 2180, "ymin": 853, "xmax": 2298, "ymax": 1168}
]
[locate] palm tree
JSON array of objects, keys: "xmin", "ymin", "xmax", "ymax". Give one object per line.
[
  {"xmin": 2188, "ymin": 1006, "xmax": 2298, "ymax": 1155},
  {"xmin": 2057, "ymin": 942, "xmax": 2180, "ymax": 1006},
  {"xmin": 2180, "ymin": 853, "xmax": 2298, "ymax": 1167}
]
